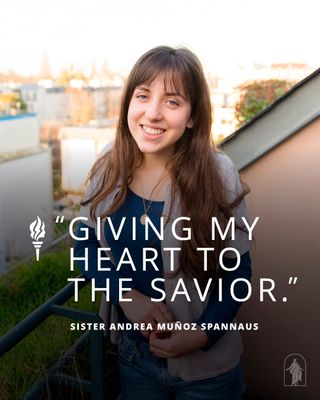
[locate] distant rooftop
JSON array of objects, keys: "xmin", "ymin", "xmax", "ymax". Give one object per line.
[
  {"xmin": 0, "ymin": 113, "xmax": 36, "ymax": 122},
  {"xmin": 0, "ymin": 145, "xmax": 48, "ymax": 164}
]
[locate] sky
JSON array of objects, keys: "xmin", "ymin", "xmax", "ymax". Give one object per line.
[{"xmin": 1, "ymin": 0, "xmax": 319, "ymax": 76}]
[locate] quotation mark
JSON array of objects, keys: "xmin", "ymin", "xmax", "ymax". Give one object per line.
[
  {"xmin": 55, "ymin": 216, "xmax": 65, "ymax": 223},
  {"xmin": 283, "ymin": 277, "xmax": 298, "ymax": 302}
]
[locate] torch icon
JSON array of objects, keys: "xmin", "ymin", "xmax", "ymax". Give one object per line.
[{"xmin": 29, "ymin": 216, "xmax": 46, "ymax": 261}]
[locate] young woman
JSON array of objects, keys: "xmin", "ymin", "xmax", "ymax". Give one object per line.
[{"xmin": 75, "ymin": 46, "xmax": 252, "ymax": 399}]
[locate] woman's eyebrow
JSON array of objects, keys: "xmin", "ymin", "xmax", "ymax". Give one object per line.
[
  {"xmin": 135, "ymin": 85, "xmax": 150, "ymax": 92},
  {"xmin": 135, "ymin": 85, "xmax": 186, "ymax": 100},
  {"xmin": 165, "ymin": 91, "xmax": 186, "ymax": 100}
]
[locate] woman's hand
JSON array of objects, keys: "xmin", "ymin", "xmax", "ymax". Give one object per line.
[
  {"xmin": 149, "ymin": 327, "xmax": 208, "ymax": 358},
  {"xmin": 119, "ymin": 289, "xmax": 174, "ymax": 338}
]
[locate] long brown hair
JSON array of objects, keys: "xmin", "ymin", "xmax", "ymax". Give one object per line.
[{"xmin": 83, "ymin": 46, "xmax": 248, "ymax": 284}]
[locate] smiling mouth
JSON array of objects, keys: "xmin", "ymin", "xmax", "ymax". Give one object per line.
[{"xmin": 141, "ymin": 125, "xmax": 165, "ymax": 136}]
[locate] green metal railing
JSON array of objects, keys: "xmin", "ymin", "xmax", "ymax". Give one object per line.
[{"xmin": 0, "ymin": 276, "xmax": 108, "ymax": 400}]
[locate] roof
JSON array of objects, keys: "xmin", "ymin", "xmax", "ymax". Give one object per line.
[
  {"xmin": 220, "ymin": 67, "xmax": 320, "ymax": 170},
  {"xmin": 0, "ymin": 146, "xmax": 49, "ymax": 164},
  {"xmin": 0, "ymin": 113, "xmax": 36, "ymax": 122}
]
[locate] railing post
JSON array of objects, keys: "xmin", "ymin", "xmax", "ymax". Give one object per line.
[
  {"xmin": 90, "ymin": 329, "xmax": 106, "ymax": 400},
  {"xmin": 0, "ymin": 279, "xmax": 88, "ymax": 356},
  {"xmin": 0, "ymin": 277, "xmax": 114, "ymax": 399}
]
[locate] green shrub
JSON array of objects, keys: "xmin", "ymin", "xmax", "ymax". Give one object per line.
[
  {"xmin": 0, "ymin": 250, "xmax": 99, "ymax": 400},
  {"xmin": 234, "ymin": 79, "xmax": 294, "ymax": 127}
]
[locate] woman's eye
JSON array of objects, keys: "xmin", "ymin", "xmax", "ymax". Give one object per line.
[
  {"xmin": 136, "ymin": 94, "xmax": 148, "ymax": 100},
  {"xmin": 167, "ymin": 99, "xmax": 179, "ymax": 106}
]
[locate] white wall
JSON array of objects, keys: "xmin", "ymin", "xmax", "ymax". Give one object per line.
[
  {"xmin": 0, "ymin": 150, "xmax": 53, "ymax": 266},
  {"xmin": 0, "ymin": 114, "xmax": 39, "ymax": 153},
  {"xmin": 42, "ymin": 90, "xmax": 69, "ymax": 123},
  {"xmin": 60, "ymin": 126, "xmax": 115, "ymax": 191},
  {"xmin": 0, "ymin": 196, "xmax": 6, "ymax": 272}
]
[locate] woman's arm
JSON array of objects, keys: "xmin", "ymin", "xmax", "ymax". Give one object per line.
[
  {"xmin": 195, "ymin": 251, "xmax": 252, "ymax": 350},
  {"xmin": 75, "ymin": 222, "xmax": 174, "ymax": 336},
  {"xmin": 149, "ymin": 252, "xmax": 251, "ymax": 357}
]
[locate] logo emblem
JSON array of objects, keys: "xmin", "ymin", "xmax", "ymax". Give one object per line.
[
  {"xmin": 284, "ymin": 353, "xmax": 306, "ymax": 387},
  {"xmin": 29, "ymin": 216, "xmax": 46, "ymax": 261}
]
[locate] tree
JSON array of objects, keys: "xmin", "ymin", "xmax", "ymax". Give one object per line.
[
  {"xmin": 66, "ymin": 88, "xmax": 96, "ymax": 126},
  {"xmin": 0, "ymin": 92, "xmax": 27, "ymax": 115},
  {"xmin": 234, "ymin": 79, "xmax": 294, "ymax": 127},
  {"xmin": 56, "ymin": 65, "xmax": 87, "ymax": 86}
]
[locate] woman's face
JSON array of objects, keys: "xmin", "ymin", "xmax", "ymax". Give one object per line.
[{"xmin": 127, "ymin": 75, "xmax": 193, "ymax": 160}]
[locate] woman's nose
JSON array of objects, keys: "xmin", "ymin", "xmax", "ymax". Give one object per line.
[{"xmin": 144, "ymin": 101, "xmax": 162, "ymax": 120}]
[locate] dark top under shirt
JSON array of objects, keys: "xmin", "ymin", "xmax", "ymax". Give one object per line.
[
  {"xmin": 75, "ymin": 188, "xmax": 251, "ymax": 348},
  {"xmin": 104, "ymin": 188, "xmax": 165, "ymax": 341},
  {"xmin": 105, "ymin": 188, "xmax": 165, "ymax": 300}
]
